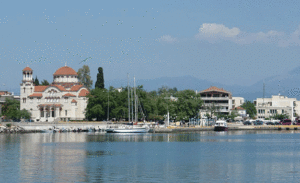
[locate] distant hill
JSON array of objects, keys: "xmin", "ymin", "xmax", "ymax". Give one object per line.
[{"xmin": 106, "ymin": 66, "xmax": 300, "ymax": 101}]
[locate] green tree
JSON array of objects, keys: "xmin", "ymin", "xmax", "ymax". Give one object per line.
[
  {"xmin": 241, "ymin": 101, "xmax": 257, "ymax": 118},
  {"xmin": 1, "ymin": 98, "xmax": 31, "ymax": 120},
  {"xmin": 34, "ymin": 76, "xmax": 39, "ymax": 86},
  {"xmin": 41, "ymin": 79, "xmax": 50, "ymax": 86},
  {"xmin": 228, "ymin": 110, "xmax": 238, "ymax": 120},
  {"xmin": 95, "ymin": 67, "xmax": 104, "ymax": 89},
  {"xmin": 85, "ymin": 88, "xmax": 108, "ymax": 121},
  {"xmin": 78, "ymin": 65, "xmax": 93, "ymax": 90},
  {"xmin": 173, "ymin": 90, "xmax": 203, "ymax": 121},
  {"xmin": 272, "ymin": 113, "xmax": 289, "ymax": 120}
]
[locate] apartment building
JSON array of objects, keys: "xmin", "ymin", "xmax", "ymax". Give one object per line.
[{"xmin": 254, "ymin": 95, "xmax": 300, "ymax": 120}]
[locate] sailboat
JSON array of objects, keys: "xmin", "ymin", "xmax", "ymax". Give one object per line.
[{"xmin": 106, "ymin": 76, "xmax": 149, "ymax": 133}]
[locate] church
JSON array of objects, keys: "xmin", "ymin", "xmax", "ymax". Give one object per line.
[{"xmin": 20, "ymin": 65, "xmax": 89, "ymax": 122}]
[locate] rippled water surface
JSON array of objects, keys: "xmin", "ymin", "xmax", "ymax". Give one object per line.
[{"xmin": 1, "ymin": 130, "xmax": 300, "ymax": 182}]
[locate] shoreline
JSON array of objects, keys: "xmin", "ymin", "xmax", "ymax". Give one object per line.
[{"xmin": 1, "ymin": 122, "xmax": 299, "ymax": 133}]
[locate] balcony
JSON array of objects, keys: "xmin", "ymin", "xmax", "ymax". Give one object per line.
[{"xmin": 201, "ymin": 97, "xmax": 229, "ymax": 100}]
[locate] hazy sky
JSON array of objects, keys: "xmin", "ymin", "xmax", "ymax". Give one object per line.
[{"xmin": 1, "ymin": 0, "xmax": 300, "ymax": 92}]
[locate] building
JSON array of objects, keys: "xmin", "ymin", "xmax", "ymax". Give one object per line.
[
  {"xmin": 232, "ymin": 97, "xmax": 245, "ymax": 109},
  {"xmin": 254, "ymin": 95, "xmax": 300, "ymax": 120},
  {"xmin": 20, "ymin": 65, "xmax": 89, "ymax": 122},
  {"xmin": 231, "ymin": 106, "xmax": 247, "ymax": 120},
  {"xmin": 198, "ymin": 86, "xmax": 245, "ymax": 118},
  {"xmin": 199, "ymin": 86, "xmax": 233, "ymax": 117}
]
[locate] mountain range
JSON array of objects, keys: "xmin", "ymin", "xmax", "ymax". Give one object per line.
[{"xmin": 107, "ymin": 66, "xmax": 300, "ymax": 101}]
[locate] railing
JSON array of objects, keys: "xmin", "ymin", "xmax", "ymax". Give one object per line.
[{"xmin": 201, "ymin": 97, "xmax": 229, "ymax": 100}]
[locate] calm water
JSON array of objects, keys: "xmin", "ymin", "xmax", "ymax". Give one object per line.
[{"xmin": 1, "ymin": 130, "xmax": 300, "ymax": 182}]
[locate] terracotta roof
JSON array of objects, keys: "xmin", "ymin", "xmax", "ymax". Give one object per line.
[
  {"xmin": 200, "ymin": 86, "xmax": 230, "ymax": 93},
  {"xmin": 52, "ymin": 85, "xmax": 66, "ymax": 91},
  {"xmin": 34, "ymin": 86, "xmax": 48, "ymax": 92},
  {"xmin": 28, "ymin": 93, "xmax": 43, "ymax": 97},
  {"xmin": 71, "ymin": 99, "xmax": 77, "ymax": 103},
  {"xmin": 0, "ymin": 91, "xmax": 10, "ymax": 95},
  {"xmin": 23, "ymin": 67, "xmax": 32, "ymax": 71},
  {"xmin": 70, "ymin": 84, "xmax": 84, "ymax": 91},
  {"xmin": 78, "ymin": 89, "xmax": 89, "ymax": 97},
  {"xmin": 63, "ymin": 93, "xmax": 76, "ymax": 97},
  {"xmin": 232, "ymin": 106, "xmax": 245, "ymax": 110},
  {"xmin": 53, "ymin": 66, "xmax": 78, "ymax": 76}
]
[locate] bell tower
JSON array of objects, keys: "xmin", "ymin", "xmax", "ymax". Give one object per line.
[{"xmin": 20, "ymin": 66, "xmax": 34, "ymax": 110}]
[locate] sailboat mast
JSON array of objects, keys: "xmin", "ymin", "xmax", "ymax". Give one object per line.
[
  {"xmin": 128, "ymin": 74, "xmax": 130, "ymax": 123},
  {"xmin": 134, "ymin": 76, "xmax": 137, "ymax": 123},
  {"xmin": 131, "ymin": 86, "xmax": 134, "ymax": 123}
]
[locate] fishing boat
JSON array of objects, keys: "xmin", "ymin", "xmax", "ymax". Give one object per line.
[{"xmin": 214, "ymin": 120, "xmax": 228, "ymax": 131}]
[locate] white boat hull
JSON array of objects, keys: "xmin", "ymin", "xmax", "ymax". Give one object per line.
[{"xmin": 106, "ymin": 127, "xmax": 149, "ymax": 133}]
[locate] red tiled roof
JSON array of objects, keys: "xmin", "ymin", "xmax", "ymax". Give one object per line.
[
  {"xmin": 28, "ymin": 93, "xmax": 43, "ymax": 97},
  {"xmin": 63, "ymin": 93, "xmax": 76, "ymax": 97},
  {"xmin": 34, "ymin": 85, "xmax": 67, "ymax": 92},
  {"xmin": 70, "ymin": 85, "xmax": 84, "ymax": 91},
  {"xmin": 232, "ymin": 106, "xmax": 245, "ymax": 110},
  {"xmin": 23, "ymin": 67, "xmax": 32, "ymax": 71},
  {"xmin": 0, "ymin": 92, "xmax": 10, "ymax": 95},
  {"xmin": 71, "ymin": 99, "xmax": 77, "ymax": 103},
  {"xmin": 78, "ymin": 89, "xmax": 89, "ymax": 97},
  {"xmin": 53, "ymin": 66, "xmax": 78, "ymax": 76},
  {"xmin": 52, "ymin": 85, "xmax": 66, "ymax": 91},
  {"xmin": 200, "ymin": 86, "xmax": 230, "ymax": 93},
  {"xmin": 34, "ymin": 86, "xmax": 48, "ymax": 92}
]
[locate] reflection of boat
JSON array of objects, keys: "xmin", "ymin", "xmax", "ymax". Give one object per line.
[
  {"xmin": 106, "ymin": 125, "xmax": 149, "ymax": 133},
  {"xmin": 214, "ymin": 120, "xmax": 228, "ymax": 131}
]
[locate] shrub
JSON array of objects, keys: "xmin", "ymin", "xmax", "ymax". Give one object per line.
[{"xmin": 6, "ymin": 123, "xmax": 11, "ymax": 128}]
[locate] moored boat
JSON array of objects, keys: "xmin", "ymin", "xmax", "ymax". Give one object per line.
[
  {"xmin": 106, "ymin": 125, "xmax": 149, "ymax": 133},
  {"xmin": 214, "ymin": 120, "xmax": 228, "ymax": 131}
]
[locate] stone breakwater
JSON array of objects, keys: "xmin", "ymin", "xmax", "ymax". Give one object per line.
[{"xmin": 0, "ymin": 122, "xmax": 108, "ymax": 133}]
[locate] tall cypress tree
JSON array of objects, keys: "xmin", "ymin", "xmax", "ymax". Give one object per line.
[
  {"xmin": 95, "ymin": 67, "xmax": 104, "ymax": 89},
  {"xmin": 34, "ymin": 76, "xmax": 39, "ymax": 86}
]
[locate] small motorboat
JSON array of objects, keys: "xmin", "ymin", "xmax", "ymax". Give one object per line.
[{"xmin": 214, "ymin": 120, "xmax": 228, "ymax": 131}]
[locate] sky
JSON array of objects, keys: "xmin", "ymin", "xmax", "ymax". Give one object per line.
[{"xmin": 1, "ymin": 0, "xmax": 300, "ymax": 94}]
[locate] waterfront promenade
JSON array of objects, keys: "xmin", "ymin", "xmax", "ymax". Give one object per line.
[{"xmin": 1, "ymin": 121, "xmax": 300, "ymax": 133}]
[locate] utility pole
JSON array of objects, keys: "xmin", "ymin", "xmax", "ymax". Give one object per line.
[
  {"xmin": 107, "ymin": 88, "xmax": 109, "ymax": 121},
  {"xmin": 263, "ymin": 82, "xmax": 265, "ymax": 107}
]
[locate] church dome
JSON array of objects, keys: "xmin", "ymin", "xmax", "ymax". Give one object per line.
[
  {"xmin": 23, "ymin": 66, "xmax": 33, "ymax": 71},
  {"xmin": 53, "ymin": 66, "xmax": 78, "ymax": 76},
  {"xmin": 53, "ymin": 66, "xmax": 78, "ymax": 84}
]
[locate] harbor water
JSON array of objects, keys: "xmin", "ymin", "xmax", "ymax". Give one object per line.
[{"xmin": 1, "ymin": 130, "xmax": 300, "ymax": 182}]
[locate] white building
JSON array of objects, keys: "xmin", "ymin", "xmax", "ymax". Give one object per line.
[
  {"xmin": 254, "ymin": 95, "xmax": 300, "ymax": 120},
  {"xmin": 198, "ymin": 86, "xmax": 245, "ymax": 118},
  {"xmin": 232, "ymin": 97, "xmax": 245, "ymax": 108},
  {"xmin": 20, "ymin": 66, "xmax": 89, "ymax": 122}
]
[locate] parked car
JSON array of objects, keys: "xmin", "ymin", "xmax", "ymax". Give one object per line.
[
  {"xmin": 265, "ymin": 121, "xmax": 274, "ymax": 125},
  {"xmin": 280, "ymin": 119, "xmax": 292, "ymax": 125},
  {"xmin": 253, "ymin": 120, "xmax": 264, "ymax": 125},
  {"xmin": 293, "ymin": 120, "xmax": 300, "ymax": 125},
  {"xmin": 243, "ymin": 121, "xmax": 252, "ymax": 125}
]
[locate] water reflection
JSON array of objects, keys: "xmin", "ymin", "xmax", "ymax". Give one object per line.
[{"xmin": 0, "ymin": 130, "xmax": 300, "ymax": 182}]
